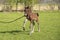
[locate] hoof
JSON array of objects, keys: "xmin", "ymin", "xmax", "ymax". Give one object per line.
[
  {"xmin": 29, "ymin": 31, "xmax": 34, "ymax": 35},
  {"xmin": 23, "ymin": 27, "xmax": 25, "ymax": 31}
]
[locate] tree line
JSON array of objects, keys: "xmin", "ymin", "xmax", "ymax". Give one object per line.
[{"xmin": 0, "ymin": 0, "xmax": 60, "ymax": 12}]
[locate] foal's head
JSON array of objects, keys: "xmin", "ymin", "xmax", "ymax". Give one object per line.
[
  {"xmin": 24, "ymin": 6, "xmax": 32, "ymax": 16},
  {"xmin": 24, "ymin": 6, "xmax": 31, "ymax": 12}
]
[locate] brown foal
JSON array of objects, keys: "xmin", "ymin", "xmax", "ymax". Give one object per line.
[{"xmin": 23, "ymin": 6, "xmax": 40, "ymax": 35}]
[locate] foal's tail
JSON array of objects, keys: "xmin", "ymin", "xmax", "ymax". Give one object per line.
[{"xmin": 36, "ymin": 13, "xmax": 39, "ymax": 16}]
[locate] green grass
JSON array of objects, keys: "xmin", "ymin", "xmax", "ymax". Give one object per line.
[{"xmin": 0, "ymin": 11, "xmax": 60, "ymax": 40}]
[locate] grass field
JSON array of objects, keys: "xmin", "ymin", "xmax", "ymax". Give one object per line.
[{"xmin": 0, "ymin": 11, "xmax": 60, "ymax": 40}]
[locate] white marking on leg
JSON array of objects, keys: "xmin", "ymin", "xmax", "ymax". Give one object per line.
[
  {"xmin": 30, "ymin": 23, "xmax": 34, "ymax": 35},
  {"xmin": 37, "ymin": 22, "xmax": 40, "ymax": 32},
  {"xmin": 31, "ymin": 26, "xmax": 34, "ymax": 33},
  {"xmin": 22, "ymin": 18, "xmax": 27, "ymax": 30},
  {"xmin": 23, "ymin": 19, "xmax": 27, "ymax": 27}
]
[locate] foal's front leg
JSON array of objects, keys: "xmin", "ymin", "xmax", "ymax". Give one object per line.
[{"xmin": 22, "ymin": 18, "xmax": 27, "ymax": 31}]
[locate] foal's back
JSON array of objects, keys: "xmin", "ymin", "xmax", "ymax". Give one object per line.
[{"xmin": 28, "ymin": 12, "xmax": 39, "ymax": 21}]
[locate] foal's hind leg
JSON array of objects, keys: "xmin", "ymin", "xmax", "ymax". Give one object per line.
[
  {"xmin": 22, "ymin": 18, "xmax": 27, "ymax": 31},
  {"xmin": 36, "ymin": 20, "xmax": 40, "ymax": 32},
  {"xmin": 30, "ymin": 21, "xmax": 34, "ymax": 35}
]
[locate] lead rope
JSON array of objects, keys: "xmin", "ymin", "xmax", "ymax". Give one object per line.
[{"xmin": 0, "ymin": 15, "xmax": 25, "ymax": 23}]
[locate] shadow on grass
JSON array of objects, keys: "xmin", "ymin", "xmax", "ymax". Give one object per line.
[{"xmin": 0, "ymin": 30, "xmax": 29, "ymax": 35}]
